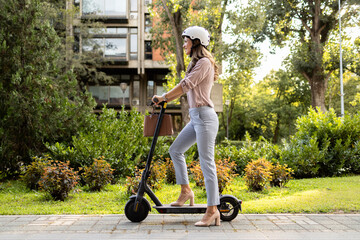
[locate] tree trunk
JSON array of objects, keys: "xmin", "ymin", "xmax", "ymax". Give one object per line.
[
  {"xmin": 298, "ymin": 0, "xmax": 329, "ymax": 112},
  {"xmin": 272, "ymin": 117, "xmax": 280, "ymax": 144},
  {"xmin": 161, "ymin": 0, "xmax": 188, "ymax": 125},
  {"xmin": 161, "ymin": 0, "xmax": 185, "ymax": 79}
]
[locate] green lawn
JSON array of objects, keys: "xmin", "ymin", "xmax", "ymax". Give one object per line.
[{"xmin": 0, "ymin": 176, "xmax": 359, "ymax": 215}]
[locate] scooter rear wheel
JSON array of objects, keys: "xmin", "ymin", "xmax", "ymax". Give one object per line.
[
  {"xmin": 218, "ymin": 196, "xmax": 239, "ymax": 221},
  {"xmin": 125, "ymin": 198, "xmax": 149, "ymax": 222}
]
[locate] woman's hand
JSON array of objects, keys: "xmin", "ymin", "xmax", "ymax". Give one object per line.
[{"xmin": 152, "ymin": 95, "xmax": 164, "ymax": 105}]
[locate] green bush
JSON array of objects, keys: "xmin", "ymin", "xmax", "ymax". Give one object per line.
[
  {"xmin": 189, "ymin": 158, "xmax": 238, "ymax": 194},
  {"xmin": 280, "ymin": 108, "xmax": 360, "ymax": 178},
  {"xmin": 22, "ymin": 156, "xmax": 52, "ymax": 190},
  {"xmin": 47, "ymin": 107, "xmax": 147, "ymax": 178},
  {"xmin": 244, "ymin": 158, "xmax": 273, "ymax": 191},
  {"xmin": 270, "ymin": 163, "xmax": 293, "ymax": 187},
  {"xmin": 124, "ymin": 159, "xmax": 167, "ymax": 196},
  {"xmin": 39, "ymin": 160, "xmax": 79, "ymax": 201},
  {"xmin": 216, "ymin": 133, "xmax": 281, "ymax": 175},
  {"xmin": 81, "ymin": 157, "xmax": 114, "ymax": 191},
  {"xmin": 164, "ymin": 158, "xmax": 176, "ymax": 184},
  {"xmin": 124, "ymin": 167, "xmax": 142, "ymax": 196}
]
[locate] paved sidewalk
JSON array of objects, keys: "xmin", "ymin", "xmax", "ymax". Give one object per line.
[{"xmin": 0, "ymin": 214, "xmax": 360, "ymax": 240}]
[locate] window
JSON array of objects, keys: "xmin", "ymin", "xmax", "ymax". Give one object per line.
[
  {"xmin": 105, "ymin": 38, "xmax": 126, "ymax": 58},
  {"xmin": 89, "ymin": 84, "xmax": 130, "ymax": 106},
  {"xmin": 82, "ymin": 0, "xmax": 127, "ymax": 16},
  {"xmin": 82, "ymin": 27, "xmax": 138, "ymax": 60},
  {"xmin": 147, "ymin": 81, "xmax": 154, "ymax": 101},
  {"xmin": 82, "ymin": 38, "xmax": 104, "ymax": 56},
  {"xmin": 145, "ymin": 41, "xmax": 152, "ymax": 60},
  {"xmin": 130, "ymin": 34, "xmax": 138, "ymax": 60},
  {"xmin": 156, "ymin": 83, "xmax": 165, "ymax": 96},
  {"xmin": 145, "ymin": 14, "xmax": 152, "ymax": 33},
  {"xmin": 132, "ymin": 78, "xmax": 140, "ymax": 105}
]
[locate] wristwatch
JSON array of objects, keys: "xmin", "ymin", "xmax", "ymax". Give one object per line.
[{"xmin": 162, "ymin": 93, "xmax": 168, "ymax": 102}]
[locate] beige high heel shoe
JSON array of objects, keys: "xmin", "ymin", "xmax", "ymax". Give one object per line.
[
  {"xmin": 170, "ymin": 191, "xmax": 195, "ymax": 206},
  {"xmin": 195, "ymin": 210, "xmax": 221, "ymax": 227}
]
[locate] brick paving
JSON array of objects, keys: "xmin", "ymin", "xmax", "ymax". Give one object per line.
[{"xmin": 0, "ymin": 214, "xmax": 359, "ymax": 239}]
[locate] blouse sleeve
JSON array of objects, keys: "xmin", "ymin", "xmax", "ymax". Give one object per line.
[{"xmin": 179, "ymin": 58, "xmax": 212, "ymax": 93}]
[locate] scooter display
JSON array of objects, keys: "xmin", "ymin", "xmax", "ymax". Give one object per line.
[{"xmin": 125, "ymin": 100, "xmax": 242, "ymax": 222}]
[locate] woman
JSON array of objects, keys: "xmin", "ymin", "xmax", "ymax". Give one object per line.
[{"xmin": 152, "ymin": 26, "xmax": 220, "ymax": 227}]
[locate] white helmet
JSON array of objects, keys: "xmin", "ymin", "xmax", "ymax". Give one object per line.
[{"xmin": 182, "ymin": 26, "xmax": 210, "ymax": 47}]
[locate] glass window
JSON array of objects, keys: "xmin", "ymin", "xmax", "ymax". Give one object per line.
[
  {"xmin": 121, "ymin": 75, "xmax": 131, "ymax": 80},
  {"xmin": 106, "ymin": 28, "xmax": 117, "ymax": 34},
  {"xmin": 82, "ymin": 0, "xmax": 127, "ymax": 16},
  {"xmin": 88, "ymin": 86, "xmax": 109, "ymax": 104},
  {"xmin": 147, "ymin": 81, "xmax": 154, "ymax": 100},
  {"xmin": 82, "ymin": 38, "xmax": 104, "ymax": 54},
  {"xmin": 110, "ymin": 85, "xmax": 129, "ymax": 105},
  {"xmin": 105, "ymin": 0, "xmax": 126, "ymax": 15},
  {"xmin": 130, "ymin": 28, "xmax": 138, "ymax": 34},
  {"xmin": 130, "ymin": 35, "xmax": 137, "ymax": 54},
  {"xmin": 131, "ymin": 0, "xmax": 138, "ymax": 11},
  {"xmin": 145, "ymin": 14, "xmax": 152, "ymax": 33},
  {"xmin": 117, "ymin": 28, "xmax": 127, "ymax": 34},
  {"xmin": 156, "ymin": 85, "xmax": 165, "ymax": 96},
  {"xmin": 132, "ymin": 80, "xmax": 140, "ymax": 105},
  {"xmin": 105, "ymin": 38, "xmax": 126, "ymax": 58},
  {"xmin": 145, "ymin": 41, "xmax": 152, "ymax": 60},
  {"xmin": 82, "ymin": 0, "xmax": 103, "ymax": 15}
]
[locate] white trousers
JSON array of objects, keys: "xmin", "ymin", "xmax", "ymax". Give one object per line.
[{"xmin": 169, "ymin": 106, "xmax": 220, "ymax": 206}]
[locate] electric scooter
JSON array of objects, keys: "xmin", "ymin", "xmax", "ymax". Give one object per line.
[{"xmin": 124, "ymin": 99, "xmax": 242, "ymax": 222}]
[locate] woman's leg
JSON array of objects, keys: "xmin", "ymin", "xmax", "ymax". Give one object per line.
[
  {"xmin": 169, "ymin": 122, "xmax": 196, "ymax": 205},
  {"xmin": 169, "ymin": 122, "xmax": 196, "ymax": 185},
  {"xmin": 194, "ymin": 108, "xmax": 219, "ymax": 207},
  {"xmin": 192, "ymin": 107, "xmax": 220, "ymax": 226}
]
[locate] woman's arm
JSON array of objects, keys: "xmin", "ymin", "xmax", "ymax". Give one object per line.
[{"xmin": 152, "ymin": 83, "xmax": 184, "ymax": 104}]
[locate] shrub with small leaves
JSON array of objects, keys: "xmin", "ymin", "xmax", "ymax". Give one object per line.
[
  {"xmin": 149, "ymin": 159, "xmax": 166, "ymax": 190},
  {"xmin": 39, "ymin": 160, "xmax": 79, "ymax": 201},
  {"xmin": 81, "ymin": 157, "xmax": 114, "ymax": 191},
  {"xmin": 189, "ymin": 158, "xmax": 238, "ymax": 194},
  {"xmin": 124, "ymin": 159, "xmax": 166, "ymax": 196},
  {"xmin": 125, "ymin": 167, "xmax": 142, "ymax": 196},
  {"xmin": 270, "ymin": 163, "xmax": 293, "ymax": 187},
  {"xmin": 216, "ymin": 158, "xmax": 238, "ymax": 193},
  {"xmin": 164, "ymin": 158, "xmax": 176, "ymax": 184},
  {"xmin": 244, "ymin": 158, "xmax": 273, "ymax": 191},
  {"xmin": 22, "ymin": 155, "xmax": 52, "ymax": 190}
]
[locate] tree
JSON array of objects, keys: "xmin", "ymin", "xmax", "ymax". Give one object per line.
[
  {"xmin": 235, "ymin": 0, "xmax": 360, "ymax": 112},
  {"xmin": 253, "ymin": 69, "xmax": 311, "ymax": 143},
  {"xmin": 0, "ymin": 0, "xmax": 95, "ymax": 177}
]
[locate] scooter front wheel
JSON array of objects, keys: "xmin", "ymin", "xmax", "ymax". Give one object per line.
[
  {"xmin": 125, "ymin": 198, "xmax": 149, "ymax": 222},
  {"xmin": 218, "ymin": 196, "xmax": 240, "ymax": 221}
]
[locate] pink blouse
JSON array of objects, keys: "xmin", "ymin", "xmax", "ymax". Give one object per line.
[{"xmin": 179, "ymin": 58, "xmax": 215, "ymax": 108}]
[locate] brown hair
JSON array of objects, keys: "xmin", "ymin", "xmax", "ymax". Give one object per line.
[{"xmin": 186, "ymin": 38, "xmax": 219, "ymax": 81}]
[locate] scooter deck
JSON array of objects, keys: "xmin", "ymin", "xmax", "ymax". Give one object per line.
[{"xmin": 153, "ymin": 204, "xmax": 207, "ymax": 214}]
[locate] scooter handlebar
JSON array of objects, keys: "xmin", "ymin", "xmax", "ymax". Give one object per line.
[{"xmin": 150, "ymin": 97, "xmax": 166, "ymax": 107}]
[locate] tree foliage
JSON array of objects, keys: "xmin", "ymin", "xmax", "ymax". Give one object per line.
[
  {"xmin": 0, "ymin": 0, "xmax": 95, "ymax": 177},
  {"xmin": 233, "ymin": 0, "xmax": 360, "ymax": 112}
]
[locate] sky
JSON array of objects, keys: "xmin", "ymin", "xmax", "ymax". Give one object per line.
[{"xmin": 252, "ymin": 41, "xmax": 290, "ymax": 82}]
